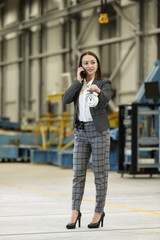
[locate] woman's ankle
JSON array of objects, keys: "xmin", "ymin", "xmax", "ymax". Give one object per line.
[{"xmin": 69, "ymin": 210, "xmax": 79, "ymax": 223}]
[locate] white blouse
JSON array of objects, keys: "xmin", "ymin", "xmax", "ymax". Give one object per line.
[{"xmin": 78, "ymin": 78, "xmax": 94, "ymax": 122}]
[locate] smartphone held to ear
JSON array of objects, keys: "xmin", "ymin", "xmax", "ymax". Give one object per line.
[{"xmin": 80, "ymin": 70, "xmax": 86, "ymax": 79}]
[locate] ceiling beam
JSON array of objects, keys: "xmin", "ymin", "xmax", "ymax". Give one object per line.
[{"xmin": 0, "ymin": 0, "xmax": 100, "ymax": 37}]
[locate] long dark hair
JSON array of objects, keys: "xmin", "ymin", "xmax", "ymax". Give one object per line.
[{"xmin": 78, "ymin": 51, "xmax": 102, "ymax": 80}]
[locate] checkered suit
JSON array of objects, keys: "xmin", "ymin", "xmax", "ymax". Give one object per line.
[
  {"xmin": 62, "ymin": 78, "xmax": 111, "ymax": 213},
  {"xmin": 72, "ymin": 122, "xmax": 110, "ymax": 213}
]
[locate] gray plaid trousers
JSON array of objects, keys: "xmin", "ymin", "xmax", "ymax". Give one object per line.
[{"xmin": 72, "ymin": 121, "xmax": 110, "ymax": 213}]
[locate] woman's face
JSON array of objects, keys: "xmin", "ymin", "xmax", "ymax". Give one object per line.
[{"xmin": 81, "ymin": 54, "xmax": 98, "ymax": 78}]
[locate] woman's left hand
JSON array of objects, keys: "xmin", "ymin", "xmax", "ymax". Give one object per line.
[{"xmin": 88, "ymin": 84, "xmax": 101, "ymax": 94}]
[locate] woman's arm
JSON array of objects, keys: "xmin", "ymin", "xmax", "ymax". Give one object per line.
[
  {"xmin": 62, "ymin": 80, "xmax": 82, "ymax": 104},
  {"xmin": 98, "ymin": 80, "xmax": 111, "ymax": 104}
]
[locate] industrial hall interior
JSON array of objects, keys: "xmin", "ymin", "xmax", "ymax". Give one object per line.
[{"xmin": 0, "ymin": 0, "xmax": 160, "ymax": 239}]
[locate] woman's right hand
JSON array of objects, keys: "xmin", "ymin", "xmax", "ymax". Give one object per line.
[{"xmin": 77, "ymin": 67, "xmax": 85, "ymax": 83}]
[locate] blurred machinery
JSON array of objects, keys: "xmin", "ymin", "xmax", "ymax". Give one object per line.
[
  {"xmin": 21, "ymin": 110, "xmax": 36, "ymax": 131},
  {"xmin": 118, "ymin": 60, "xmax": 160, "ymax": 177},
  {"xmin": 108, "ymin": 111, "xmax": 119, "ymax": 127}
]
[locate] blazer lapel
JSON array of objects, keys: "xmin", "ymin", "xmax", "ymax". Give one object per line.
[{"xmin": 93, "ymin": 78, "xmax": 101, "ymax": 87}]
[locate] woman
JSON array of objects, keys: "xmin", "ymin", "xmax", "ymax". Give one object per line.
[{"xmin": 62, "ymin": 51, "xmax": 111, "ymax": 229}]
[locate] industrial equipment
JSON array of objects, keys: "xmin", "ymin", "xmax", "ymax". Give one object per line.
[
  {"xmin": 118, "ymin": 60, "xmax": 160, "ymax": 177},
  {"xmin": 34, "ymin": 92, "xmax": 74, "ymax": 151},
  {"xmin": 21, "ymin": 110, "xmax": 36, "ymax": 131}
]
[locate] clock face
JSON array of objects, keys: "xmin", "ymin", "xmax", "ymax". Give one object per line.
[{"xmin": 86, "ymin": 93, "xmax": 99, "ymax": 107}]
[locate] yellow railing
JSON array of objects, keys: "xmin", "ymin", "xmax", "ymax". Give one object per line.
[
  {"xmin": 34, "ymin": 92, "xmax": 74, "ymax": 150},
  {"xmin": 34, "ymin": 112, "xmax": 74, "ymax": 150}
]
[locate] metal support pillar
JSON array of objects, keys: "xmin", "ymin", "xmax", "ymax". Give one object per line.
[
  {"xmin": 158, "ymin": 0, "xmax": 160, "ymax": 59},
  {"xmin": 0, "ymin": 39, "xmax": 3, "ymax": 115},
  {"xmin": 0, "ymin": 38, "xmax": 6, "ymax": 116},
  {"xmin": 24, "ymin": 30, "xmax": 30, "ymax": 110},
  {"xmin": 131, "ymin": 103, "xmax": 138, "ymax": 174},
  {"xmin": 71, "ymin": 17, "xmax": 79, "ymax": 77},
  {"xmin": 116, "ymin": 13, "xmax": 121, "ymax": 106},
  {"xmin": 0, "ymin": 3, "xmax": 4, "ymax": 115},
  {"xmin": 39, "ymin": 26, "xmax": 43, "ymax": 118},
  {"xmin": 43, "ymin": 25, "xmax": 48, "ymax": 115},
  {"xmin": 135, "ymin": 0, "xmax": 143, "ymax": 90},
  {"xmin": 18, "ymin": 34, "xmax": 22, "ymax": 121}
]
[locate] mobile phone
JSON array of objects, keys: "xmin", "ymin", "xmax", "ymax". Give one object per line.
[{"xmin": 81, "ymin": 70, "xmax": 86, "ymax": 79}]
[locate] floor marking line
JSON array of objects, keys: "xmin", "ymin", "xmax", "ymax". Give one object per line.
[
  {"xmin": 0, "ymin": 182, "xmax": 160, "ymax": 216},
  {"xmin": 0, "ymin": 182, "xmax": 72, "ymax": 199}
]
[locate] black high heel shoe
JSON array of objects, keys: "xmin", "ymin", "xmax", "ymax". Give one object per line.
[
  {"xmin": 66, "ymin": 211, "xmax": 82, "ymax": 229},
  {"xmin": 88, "ymin": 212, "xmax": 105, "ymax": 229}
]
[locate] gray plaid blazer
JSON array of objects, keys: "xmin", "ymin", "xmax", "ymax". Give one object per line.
[{"xmin": 62, "ymin": 78, "xmax": 111, "ymax": 132}]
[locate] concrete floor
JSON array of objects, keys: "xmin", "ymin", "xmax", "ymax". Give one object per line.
[{"xmin": 0, "ymin": 163, "xmax": 160, "ymax": 240}]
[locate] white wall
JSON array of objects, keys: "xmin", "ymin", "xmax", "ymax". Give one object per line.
[
  {"xmin": 46, "ymin": 21, "xmax": 63, "ymax": 114},
  {"xmin": 3, "ymin": 37, "xmax": 19, "ymax": 121},
  {"xmin": 119, "ymin": 2, "xmax": 139, "ymax": 104},
  {"xmin": 143, "ymin": 0, "xmax": 158, "ymax": 79}
]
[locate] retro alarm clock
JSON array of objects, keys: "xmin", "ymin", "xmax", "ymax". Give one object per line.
[{"xmin": 85, "ymin": 92, "xmax": 99, "ymax": 107}]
